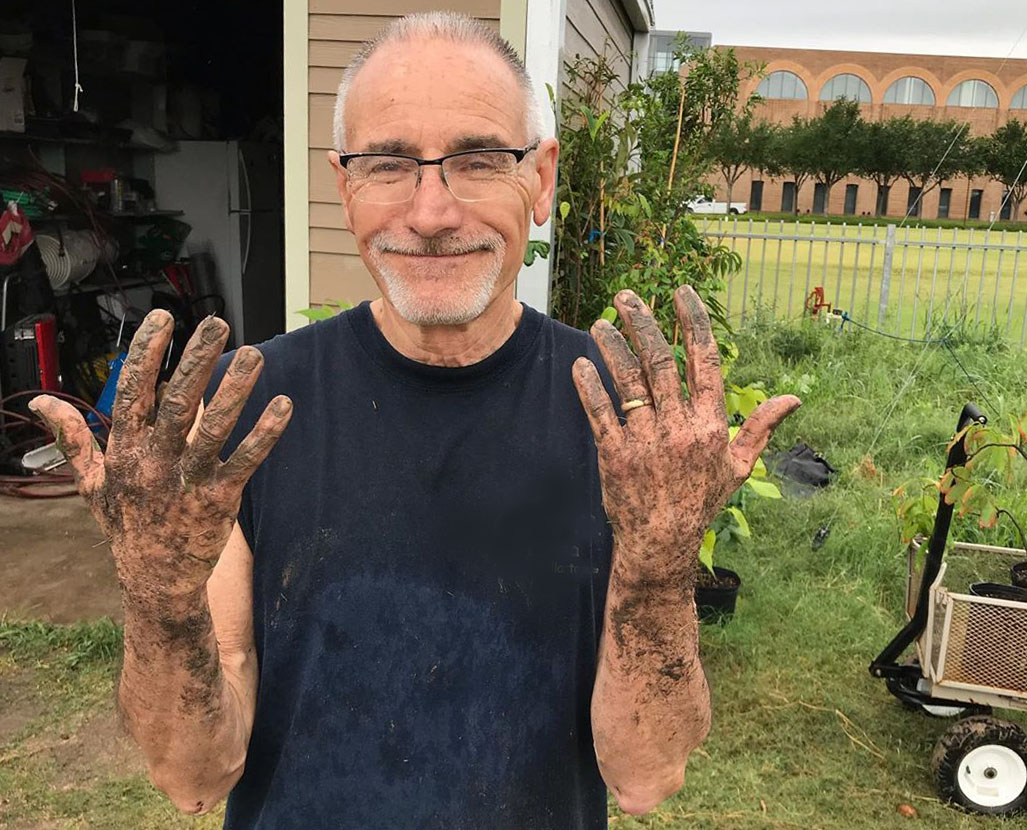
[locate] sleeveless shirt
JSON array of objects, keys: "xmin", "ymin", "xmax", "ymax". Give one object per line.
[{"xmin": 204, "ymin": 301, "xmax": 615, "ymax": 829}]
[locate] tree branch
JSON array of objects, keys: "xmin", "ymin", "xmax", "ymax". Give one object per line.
[
  {"xmin": 996, "ymin": 509, "xmax": 1027, "ymax": 554},
  {"xmin": 966, "ymin": 442, "xmax": 1027, "ymax": 465}
]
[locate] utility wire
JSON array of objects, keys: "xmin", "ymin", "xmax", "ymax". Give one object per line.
[
  {"xmin": 835, "ymin": 311, "xmax": 1000, "ymax": 418},
  {"xmin": 896, "ymin": 122, "xmax": 967, "ymax": 231}
]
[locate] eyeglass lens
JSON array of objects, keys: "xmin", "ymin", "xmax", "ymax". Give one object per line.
[{"xmin": 347, "ymin": 151, "xmax": 520, "ymax": 204}]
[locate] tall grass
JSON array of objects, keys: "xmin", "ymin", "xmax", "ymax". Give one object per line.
[
  {"xmin": 2, "ymin": 318, "xmax": 1026, "ymax": 828},
  {"xmin": 0, "ymin": 616, "xmax": 122, "ymax": 668}
]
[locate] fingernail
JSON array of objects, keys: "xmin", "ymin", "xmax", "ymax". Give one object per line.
[
  {"xmin": 146, "ymin": 309, "xmax": 170, "ymax": 329},
  {"xmin": 235, "ymin": 348, "xmax": 261, "ymax": 371},
  {"xmin": 201, "ymin": 318, "xmax": 227, "ymax": 344},
  {"xmin": 273, "ymin": 397, "xmax": 292, "ymax": 415},
  {"xmin": 616, "ymin": 290, "xmax": 636, "ymax": 305}
]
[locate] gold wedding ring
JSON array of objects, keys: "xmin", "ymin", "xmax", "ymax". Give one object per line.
[{"xmin": 622, "ymin": 398, "xmax": 653, "ymax": 412}]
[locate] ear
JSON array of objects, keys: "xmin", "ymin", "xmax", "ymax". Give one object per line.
[
  {"xmin": 327, "ymin": 150, "xmax": 354, "ymax": 230},
  {"xmin": 530, "ymin": 137, "xmax": 560, "ymax": 226}
]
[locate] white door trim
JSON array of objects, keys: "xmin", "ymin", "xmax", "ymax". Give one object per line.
[
  {"xmin": 283, "ymin": 2, "xmax": 310, "ymax": 332},
  {"xmin": 512, "ymin": 0, "xmax": 566, "ymax": 313}
]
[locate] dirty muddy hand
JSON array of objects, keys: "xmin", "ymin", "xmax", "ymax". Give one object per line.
[
  {"xmin": 572, "ymin": 285, "xmax": 801, "ymax": 591},
  {"xmin": 26, "ymin": 310, "xmax": 293, "ymax": 597}
]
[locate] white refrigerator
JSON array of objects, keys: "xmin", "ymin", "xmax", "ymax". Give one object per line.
[{"xmin": 153, "ymin": 140, "xmax": 284, "ymax": 346}]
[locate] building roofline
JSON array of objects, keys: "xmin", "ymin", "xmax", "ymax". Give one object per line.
[
  {"xmin": 718, "ymin": 43, "xmax": 1027, "ymax": 66},
  {"xmin": 622, "ymin": 0, "xmax": 655, "ymax": 32}
]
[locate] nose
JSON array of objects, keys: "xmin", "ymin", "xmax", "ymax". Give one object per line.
[{"xmin": 404, "ymin": 164, "xmax": 463, "ymax": 238}]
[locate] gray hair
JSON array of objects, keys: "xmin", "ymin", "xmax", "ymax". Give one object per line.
[{"xmin": 332, "ymin": 11, "xmax": 546, "ymax": 152}]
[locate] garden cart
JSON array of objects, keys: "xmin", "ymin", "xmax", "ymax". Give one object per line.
[{"xmin": 870, "ymin": 403, "xmax": 1027, "ymax": 816}]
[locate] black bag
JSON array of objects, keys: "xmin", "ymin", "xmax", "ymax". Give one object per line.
[{"xmin": 766, "ymin": 443, "xmax": 836, "ymax": 495}]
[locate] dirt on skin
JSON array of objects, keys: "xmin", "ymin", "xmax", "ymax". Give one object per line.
[{"xmin": 0, "ymin": 495, "xmax": 122, "ymax": 623}]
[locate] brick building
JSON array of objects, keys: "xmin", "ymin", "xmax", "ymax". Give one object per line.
[{"xmin": 712, "ymin": 45, "xmax": 1027, "ymax": 221}]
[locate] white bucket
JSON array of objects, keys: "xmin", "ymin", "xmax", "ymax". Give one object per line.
[{"xmin": 36, "ymin": 231, "xmax": 117, "ymax": 291}]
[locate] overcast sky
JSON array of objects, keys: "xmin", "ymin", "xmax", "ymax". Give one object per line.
[{"xmin": 652, "ymin": 0, "xmax": 1027, "ymax": 59}]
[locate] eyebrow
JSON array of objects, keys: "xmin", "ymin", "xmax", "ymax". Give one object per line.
[
  {"xmin": 361, "ymin": 139, "xmax": 420, "ymax": 155},
  {"xmin": 357, "ymin": 134, "xmax": 516, "ymax": 156},
  {"xmin": 445, "ymin": 134, "xmax": 514, "ymax": 153}
]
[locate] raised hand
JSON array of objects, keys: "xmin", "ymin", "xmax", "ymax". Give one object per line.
[
  {"xmin": 27, "ymin": 311, "xmax": 293, "ymax": 598},
  {"xmin": 572, "ymin": 285, "xmax": 800, "ymax": 589}
]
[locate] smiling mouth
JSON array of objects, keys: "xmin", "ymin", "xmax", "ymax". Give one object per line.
[{"xmin": 386, "ymin": 250, "xmax": 485, "ymax": 260}]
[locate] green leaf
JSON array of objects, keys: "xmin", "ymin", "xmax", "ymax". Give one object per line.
[
  {"xmin": 600, "ymin": 306, "xmax": 618, "ymax": 324},
  {"xmin": 745, "ymin": 477, "xmax": 782, "ymax": 499},
  {"xmin": 559, "ymin": 201, "xmax": 571, "ymax": 221},
  {"xmin": 523, "ymin": 240, "xmax": 551, "ymax": 266},
  {"xmin": 699, "ymin": 529, "xmax": 717, "ymax": 573},
  {"xmin": 752, "ymin": 456, "xmax": 768, "ymax": 478},
  {"xmin": 979, "ymin": 499, "xmax": 999, "ymax": 529},
  {"xmin": 296, "ymin": 307, "xmax": 338, "ymax": 321},
  {"xmin": 726, "ymin": 506, "xmax": 751, "ymax": 538},
  {"xmin": 944, "ymin": 479, "xmax": 969, "ymax": 507}
]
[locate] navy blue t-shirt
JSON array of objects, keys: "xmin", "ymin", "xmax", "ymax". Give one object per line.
[{"xmin": 204, "ymin": 301, "xmax": 616, "ymax": 829}]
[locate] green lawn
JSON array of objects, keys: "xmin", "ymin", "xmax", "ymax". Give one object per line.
[
  {"xmin": 2, "ymin": 320, "xmax": 1026, "ymax": 828},
  {"xmin": 698, "ymin": 216, "xmax": 1027, "ymax": 347}
]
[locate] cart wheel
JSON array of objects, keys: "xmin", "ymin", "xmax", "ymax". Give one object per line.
[{"xmin": 931, "ymin": 716, "xmax": 1027, "ymax": 815}]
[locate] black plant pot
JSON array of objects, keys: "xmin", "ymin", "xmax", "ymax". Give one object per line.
[
  {"xmin": 1011, "ymin": 561, "xmax": 1027, "ymax": 590},
  {"xmin": 969, "ymin": 581, "xmax": 1027, "ymax": 602},
  {"xmin": 695, "ymin": 567, "xmax": 741, "ymax": 624}
]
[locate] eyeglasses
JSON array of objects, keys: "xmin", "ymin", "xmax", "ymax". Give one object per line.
[{"xmin": 337, "ymin": 141, "xmax": 540, "ymax": 205}]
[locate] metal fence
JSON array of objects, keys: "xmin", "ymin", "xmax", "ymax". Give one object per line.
[{"xmin": 698, "ymin": 217, "xmax": 1027, "ymax": 347}]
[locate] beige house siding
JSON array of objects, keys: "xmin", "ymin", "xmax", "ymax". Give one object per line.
[
  {"xmin": 562, "ymin": 0, "xmax": 634, "ymax": 94},
  {"xmin": 306, "ymin": 1, "xmax": 502, "ymax": 307}
]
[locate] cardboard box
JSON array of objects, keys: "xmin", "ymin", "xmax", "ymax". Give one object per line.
[{"xmin": 0, "ymin": 58, "xmax": 28, "ymax": 133}]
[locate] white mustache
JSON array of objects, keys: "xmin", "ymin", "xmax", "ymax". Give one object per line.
[{"xmin": 370, "ymin": 232, "xmax": 503, "ymax": 257}]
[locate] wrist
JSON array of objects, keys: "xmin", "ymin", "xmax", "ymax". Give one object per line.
[
  {"xmin": 610, "ymin": 530, "xmax": 706, "ymax": 596},
  {"xmin": 113, "ymin": 542, "xmax": 215, "ymax": 599}
]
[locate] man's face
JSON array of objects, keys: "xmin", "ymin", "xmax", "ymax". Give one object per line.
[{"xmin": 329, "ymin": 39, "xmax": 558, "ymax": 326}]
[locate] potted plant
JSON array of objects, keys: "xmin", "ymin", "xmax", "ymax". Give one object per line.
[
  {"xmin": 695, "ymin": 381, "xmax": 783, "ymax": 624},
  {"xmin": 895, "ymin": 408, "xmax": 1027, "ymax": 581}
]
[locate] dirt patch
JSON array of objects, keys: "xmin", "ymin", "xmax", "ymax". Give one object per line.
[
  {"xmin": 0, "ymin": 663, "xmax": 44, "ymax": 745},
  {"xmin": 49, "ymin": 702, "xmax": 145, "ymax": 786},
  {"xmin": 0, "ymin": 495, "xmax": 122, "ymax": 623},
  {"xmin": 0, "ymin": 674, "xmax": 144, "ymax": 785}
]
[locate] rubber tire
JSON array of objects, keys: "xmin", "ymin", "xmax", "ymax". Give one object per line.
[
  {"xmin": 728, "ymin": 208, "xmax": 739, "ymax": 215},
  {"xmin": 931, "ymin": 715, "xmax": 1027, "ymax": 815}
]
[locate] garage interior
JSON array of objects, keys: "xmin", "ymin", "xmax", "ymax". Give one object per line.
[{"xmin": 0, "ymin": 0, "xmax": 284, "ymax": 613}]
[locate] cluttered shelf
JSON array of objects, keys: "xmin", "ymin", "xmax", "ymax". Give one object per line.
[
  {"xmin": 31, "ymin": 210, "xmax": 185, "ymax": 223},
  {"xmin": 0, "ymin": 129, "xmax": 128, "ymax": 148}
]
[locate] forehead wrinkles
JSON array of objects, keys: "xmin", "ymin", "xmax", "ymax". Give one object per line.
[{"xmin": 346, "ymin": 41, "xmax": 527, "ymax": 147}]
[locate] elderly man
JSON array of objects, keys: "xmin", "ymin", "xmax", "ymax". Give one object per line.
[{"xmin": 28, "ymin": 11, "xmax": 799, "ymax": 830}]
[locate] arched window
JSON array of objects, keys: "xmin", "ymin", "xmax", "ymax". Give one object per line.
[
  {"xmin": 946, "ymin": 79, "xmax": 999, "ymax": 108},
  {"xmin": 1012, "ymin": 86, "xmax": 1027, "ymax": 109},
  {"xmin": 819, "ymin": 73, "xmax": 872, "ymax": 103},
  {"xmin": 883, "ymin": 76, "xmax": 936, "ymax": 106},
  {"xmin": 756, "ymin": 70, "xmax": 808, "ymax": 100}
]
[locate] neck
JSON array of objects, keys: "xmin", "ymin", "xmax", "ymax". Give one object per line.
[{"xmin": 369, "ymin": 291, "xmax": 524, "ymax": 367}]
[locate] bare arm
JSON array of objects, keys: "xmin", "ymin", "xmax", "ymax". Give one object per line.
[
  {"xmin": 28, "ymin": 313, "xmax": 290, "ymax": 814},
  {"xmin": 118, "ymin": 518, "xmax": 257, "ymax": 813},
  {"xmin": 573, "ymin": 287, "xmax": 800, "ymax": 814}
]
